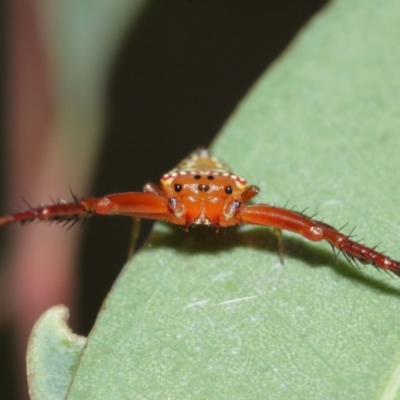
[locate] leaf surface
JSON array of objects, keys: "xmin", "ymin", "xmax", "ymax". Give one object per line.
[{"xmin": 27, "ymin": 306, "xmax": 86, "ymax": 400}]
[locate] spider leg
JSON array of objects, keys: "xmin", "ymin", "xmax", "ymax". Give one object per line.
[
  {"xmin": 128, "ymin": 217, "xmax": 141, "ymax": 260},
  {"xmin": 273, "ymin": 227, "xmax": 284, "ymax": 264},
  {"xmin": 143, "ymin": 182, "xmax": 164, "ymax": 196},
  {"xmin": 240, "ymin": 185, "xmax": 260, "ymax": 202},
  {"xmin": 239, "ymin": 204, "xmax": 400, "ymax": 275},
  {"xmin": 0, "ymin": 192, "xmax": 168, "ymax": 228}
]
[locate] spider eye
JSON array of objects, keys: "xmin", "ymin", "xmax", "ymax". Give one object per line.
[
  {"xmin": 174, "ymin": 183, "xmax": 182, "ymax": 192},
  {"xmin": 225, "ymin": 186, "xmax": 233, "ymax": 195}
]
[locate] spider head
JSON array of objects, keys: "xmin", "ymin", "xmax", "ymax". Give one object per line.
[{"xmin": 162, "ymin": 173, "xmax": 246, "ymax": 227}]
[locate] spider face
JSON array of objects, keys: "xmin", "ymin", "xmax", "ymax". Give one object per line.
[
  {"xmin": 164, "ymin": 173, "xmax": 243, "ymax": 226},
  {"xmin": 160, "ymin": 149, "xmax": 248, "ymax": 227}
]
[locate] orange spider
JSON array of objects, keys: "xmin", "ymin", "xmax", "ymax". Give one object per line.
[{"xmin": 1, "ymin": 148, "xmax": 399, "ymax": 275}]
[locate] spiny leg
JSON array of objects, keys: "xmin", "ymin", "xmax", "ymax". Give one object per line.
[
  {"xmin": 0, "ymin": 198, "xmax": 98, "ymax": 227},
  {"xmin": 0, "ymin": 192, "xmax": 168, "ymax": 228},
  {"xmin": 240, "ymin": 204, "xmax": 400, "ymax": 276}
]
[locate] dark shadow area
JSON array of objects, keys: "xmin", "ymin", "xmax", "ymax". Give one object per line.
[
  {"xmin": 0, "ymin": 329, "xmax": 17, "ymax": 400},
  {"xmin": 0, "ymin": 1, "xmax": 17, "ymax": 399},
  {"xmin": 147, "ymin": 224, "xmax": 400, "ymax": 298},
  {"xmin": 79, "ymin": 0, "xmax": 328, "ymax": 336}
]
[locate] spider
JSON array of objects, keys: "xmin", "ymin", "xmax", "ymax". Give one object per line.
[{"xmin": 1, "ymin": 147, "xmax": 399, "ymax": 275}]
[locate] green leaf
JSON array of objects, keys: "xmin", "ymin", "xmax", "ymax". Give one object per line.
[
  {"xmin": 26, "ymin": 306, "xmax": 86, "ymax": 400},
  {"xmin": 65, "ymin": 0, "xmax": 400, "ymax": 398}
]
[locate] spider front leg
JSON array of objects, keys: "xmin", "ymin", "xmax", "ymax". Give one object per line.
[
  {"xmin": 240, "ymin": 204, "xmax": 400, "ymax": 276},
  {"xmin": 0, "ymin": 192, "xmax": 168, "ymax": 228}
]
